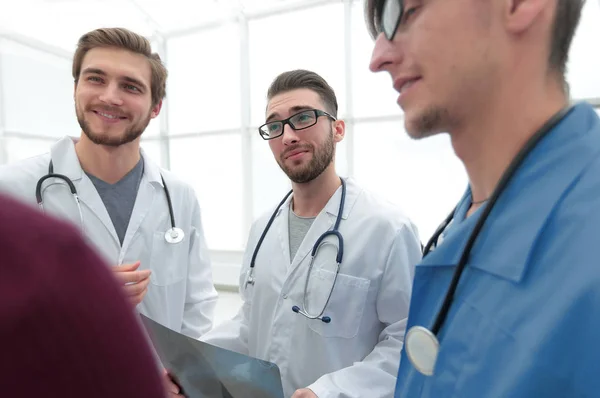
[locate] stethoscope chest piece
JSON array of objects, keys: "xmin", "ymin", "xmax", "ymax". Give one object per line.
[
  {"xmin": 165, "ymin": 227, "xmax": 185, "ymax": 244},
  {"xmin": 405, "ymin": 325, "xmax": 440, "ymax": 376}
]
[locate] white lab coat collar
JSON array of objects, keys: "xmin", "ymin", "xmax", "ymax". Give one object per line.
[
  {"xmin": 274, "ymin": 177, "xmax": 360, "ymax": 220},
  {"xmin": 49, "ymin": 136, "xmax": 85, "ymax": 181},
  {"xmin": 49, "ymin": 136, "xmax": 163, "ymax": 186},
  {"xmin": 141, "ymin": 148, "xmax": 164, "ymax": 186},
  {"xmin": 49, "ymin": 135, "xmax": 164, "ymax": 249},
  {"xmin": 274, "ymin": 177, "xmax": 361, "ymax": 271}
]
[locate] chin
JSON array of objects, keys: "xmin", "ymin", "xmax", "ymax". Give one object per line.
[{"xmin": 404, "ymin": 106, "xmax": 449, "ymax": 140}]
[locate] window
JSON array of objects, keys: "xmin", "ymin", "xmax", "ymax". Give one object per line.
[
  {"xmin": 353, "ymin": 120, "xmax": 467, "ymax": 240},
  {"xmin": 248, "ymin": 3, "xmax": 346, "ymax": 126},
  {"xmin": 250, "ymin": 130, "xmax": 291, "ymax": 221},
  {"xmin": 350, "ymin": 1, "xmax": 402, "ymax": 118},
  {"xmin": 169, "ymin": 133, "xmax": 244, "ymax": 250},
  {"xmin": 0, "ymin": 39, "xmax": 78, "ymax": 138},
  {"xmin": 167, "ymin": 24, "xmax": 241, "ymax": 134},
  {"xmin": 3, "ymin": 136, "xmax": 54, "ymax": 164},
  {"xmin": 140, "ymin": 139, "xmax": 164, "ymax": 167},
  {"xmin": 566, "ymin": 0, "xmax": 600, "ymax": 100}
]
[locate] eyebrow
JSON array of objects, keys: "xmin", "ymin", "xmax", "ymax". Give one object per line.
[
  {"xmin": 81, "ymin": 67, "xmax": 148, "ymax": 91},
  {"xmin": 266, "ymin": 105, "xmax": 313, "ymax": 123}
]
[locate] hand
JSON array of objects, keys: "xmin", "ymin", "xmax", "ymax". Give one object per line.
[
  {"xmin": 162, "ymin": 369, "xmax": 185, "ymax": 397},
  {"xmin": 112, "ymin": 261, "xmax": 151, "ymax": 306},
  {"xmin": 291, "ymin": 388, "xmax": 318, "ymax": 398}
]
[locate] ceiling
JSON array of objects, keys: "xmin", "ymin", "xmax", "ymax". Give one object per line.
[{"xmin": 0, "ymin": 0, "xmax": 339, "ymax": 54}]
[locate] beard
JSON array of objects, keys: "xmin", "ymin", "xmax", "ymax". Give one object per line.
[
  {"xmin": 405, "ymin": 106, "xmax": 454, "ymax": 140},
  {"xmin": 277, "ymin": 127, "xmax": 335, "ymax": 183},
  {"xmin": 76, "ymin": 105, "xmax": 151, "ymax": 147}
]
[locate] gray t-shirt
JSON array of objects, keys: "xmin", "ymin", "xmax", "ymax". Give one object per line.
[
  {"xmin": 87, "ymin": 157, "xmax": 144, "ymax": 245},
  {"xmin": 289, "ymin": 206, "xmax": 316, "ymax": 262}
]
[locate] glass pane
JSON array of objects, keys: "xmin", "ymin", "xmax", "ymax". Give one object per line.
[
  {"xmin": 353, "ymin": 121, "xmax": 467, "ymax": 241},
  {"xmin": 143, "ymin": 114, "xmax": 161, "ymax": 137},
  {"xmin": 169, "ymin": 133, "xmax": 244, "ymax": 250},
  {"xmin": 2, "ymin": 136, "xmax": 54, "ymax": 164},
  {"xmin": 0, "ymin": 39, "xmax": 79, "ymax": 137},
  {"xmin": 251, "ymin": 131, "xmax": 291, "ymax": 222},
  {"xmin": 136, "ymin": 0, "xmax": 231, "ymax": 32},
  {"xmin": 241, "ymin": 0, "xmax": 320, "ymax": 15},
  {"xmin": 351, "ymin": 1, "xmax": 403, "ymax": 118},
  {"xmin": 140, "ymin": 139, "xmax": 164, "ymax": 167},
  {"xmin": 566, "ymin": 0, "xmax": 600, "ymax": 100},
  {"xmin": 167, "ymin": 24, "xmax": 240, "ymax": 134},
  {"xmin": 249, "ymin": 3, "xmax": 346, "ymax": 126},
  {"xmin": 0, "ymin": 1, "xmax": 154, "ymax": 52},
  {"xmin": 335, "ymin": 135, "xmax": 349, "ymax": 178}
]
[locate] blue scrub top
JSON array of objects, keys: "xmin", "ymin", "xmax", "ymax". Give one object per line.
[{"xmin": 395, "ymin": 102, "xmax": 600, "ymax": 397}]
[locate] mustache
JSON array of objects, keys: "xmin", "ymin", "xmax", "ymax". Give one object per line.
[
  {"xmin": 282, "ymin": 145, "xmax": 312, "ymax": 159},
  {"xmin": 87, "ymin": 104, "xmax": 128, "ymax": 118}
]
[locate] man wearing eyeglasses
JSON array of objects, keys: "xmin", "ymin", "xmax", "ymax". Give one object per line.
[
  {"xmin": 190, "ymin": 69, "xmax": 422, "ymax": 398},
  {"xmin": 367, "ymin": 0, "xmax": 599, "ymax": 397}
]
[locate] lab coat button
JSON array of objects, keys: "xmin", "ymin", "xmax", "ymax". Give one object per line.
[{"xmin": 283, "ymin": 294, "xmax": 288, "ymax": 299}]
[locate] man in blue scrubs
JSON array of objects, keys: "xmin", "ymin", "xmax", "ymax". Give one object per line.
[{"xmin": 367, "ymin": 0, "xmax": 598, "ymax": 396}]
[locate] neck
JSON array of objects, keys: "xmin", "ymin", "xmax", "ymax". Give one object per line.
[
  {"xmin": 291, "ymin": 164, "xmax": 341, "ymax": 217},
  {"xmin": 451, "ymin": 76, "xmax": 568, "ymax": 206},
  {"xmin": 75, "ymin": 133, "xmax": 141, "ymax": 184}
]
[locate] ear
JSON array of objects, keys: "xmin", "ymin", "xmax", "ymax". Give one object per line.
[
  {"xmin": 504, "ymin": 0, "xmax": 549, "ymax": 33},
  {"xmin": 333, "ymin": 119, "xmax": 345, "ymax": 143},
  {"xmin": 150, "ymin": 100, "xmax": 163, "ymax": 119}
]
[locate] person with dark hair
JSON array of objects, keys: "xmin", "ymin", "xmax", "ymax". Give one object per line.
[
  {"xmin": 0, "ymin": 193, "xmax": 167, "ymax": 397},
  {"xmin": 366, "ymin": 0, "xmax": 598, "ymax": 397},
  {"xmin": 191, "ymin": 69, "xmax": 422, "ymax": 398},
  {"xmin": 0, "ymin": 27, "xmax": 217, "ymax": 341}
]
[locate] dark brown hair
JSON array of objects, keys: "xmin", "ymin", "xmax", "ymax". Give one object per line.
[{"xmin": 267, "ymin": 69, "xmax": 338, "ymax": 117}]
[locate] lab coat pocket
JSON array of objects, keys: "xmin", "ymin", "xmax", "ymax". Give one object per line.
[
  {"xmin": 307, "ymin": 268, "xmax": 370, "ymax": 339},
  {"xmin": 149, "ymin": 231, "xmax": 187, "ymax": 286}
]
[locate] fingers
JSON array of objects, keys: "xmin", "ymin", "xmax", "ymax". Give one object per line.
[
  {"xmin": 116, "ymin": 269, "xmax": 151, "ymax": 284},
  {"xmin": 123, "ymin": 276, "xmax": 151, "ymax": 296},
  {"xmin": 112, "ymin": 261, "xmax": 151, "ymax": 285},
  {"xmin": 163, "ymin": 369, "xmax": 183, "ymax": 396},
  {"xmin": 111, "ymin": 262, "xmax": 152, "ymax": 305},
  {"xmin": 113, "ymin": 261, "xmax": 141, "ymax": 272},
  {"xmin": 124, "ymin": 277, "xmax": 151, "ymax": 306}
]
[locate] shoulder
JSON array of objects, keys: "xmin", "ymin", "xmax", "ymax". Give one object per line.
[
  {"xmin": 0, "ymin": 193, "xmax": 82, "ymax": 256},
  {"xmin": 249, "ymin": 190, "xmax": 292, "ymax": 235},
  {"xmin": 0, "ymin": 153, "xmax": 50, "ymax": 202},
  {"xmin": 0, "ymin": 152, "xmax": 49, "ymax": 179},
  {"xmin": 152, "ymin": 165, "xmax": 198, "ymax": 201},
  {"xmin": 348, "ymin": 179, "xmax": 420, "ymax": 238}
]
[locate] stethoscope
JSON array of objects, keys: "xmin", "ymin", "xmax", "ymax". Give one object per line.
[
  {"xmin": 404, "ymin": 105, "xmax": 573, "ymax": 376},
  {"xmin": 35, "ymin": 160, "xmax": 185, "ymax": 244},
  {"xmin": 245, "ymin": 177, "xmax": 346, "ymax": 324}
]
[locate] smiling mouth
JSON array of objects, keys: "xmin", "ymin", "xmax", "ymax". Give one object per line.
[
  {"xmin": 93, "ymin": 110, "xmax": 127, "ymax": 120},
  {"xmin": 400, "ymin": 79, "xmax": 419, "ymax": 93}
]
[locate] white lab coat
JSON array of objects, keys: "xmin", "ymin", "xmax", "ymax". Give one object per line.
[
  {"xmin": 0, "ymin": 136, "xmax": 217, "ymax": 338},
  {"xmin": 201, "ymin": 178, "xmax": 422, "ymax": 398}
]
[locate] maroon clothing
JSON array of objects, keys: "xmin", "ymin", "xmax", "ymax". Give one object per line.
[{"xmin": 0, "ymin": 194, "xmax": 165, "ymax": 397}]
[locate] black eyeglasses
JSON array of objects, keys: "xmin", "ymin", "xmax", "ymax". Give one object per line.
[
  {"xmin": 258, "ymin": 109, "xmax": 336, "ymax": 140},
  {"xmin": 380, "ymin": 0, "xmax": 404, "ymax": 41}
]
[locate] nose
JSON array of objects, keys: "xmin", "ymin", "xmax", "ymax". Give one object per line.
[
  {"xmin": 98, "ymin": 82, "xmax": 124, "ymax": 107},
  {"xmin": 281, "ymin": 123, "xmax": 299, "ymax": 146},
  {"xmin": 369, "ymin": 32, "xmax": 402, "ymax": 73}
]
